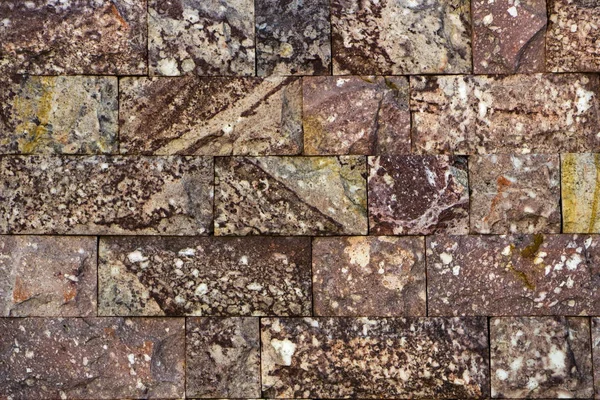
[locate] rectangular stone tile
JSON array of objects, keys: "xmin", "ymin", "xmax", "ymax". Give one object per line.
[
  {"xmin": 562, "ymin": 153, "xmax": 600, "ymax": 233},
  {"xmin": 368, "ymin": 155, "xmax": 469, "ymax": 235},
  {"xmin": 99, "ymin": 236, "xmax": 311, "ymax": 316},
  {"xmin": 491, "ymin": 317, "xmax": 593, "ymax": 398},
  {"xmin": 312, "ymin": 236, "xmax": 426, "ymax": 316},
  {"xmin": 0, "ymin": 236, "xmax": 97, "ymax": 317},
  {"xmin": 303, "ymin": 76, "xmax": 410, "ymax": 155},
  {"xmin": 427, "ymin": 234, "xmax": 600, "ymax": 316},
  {"xmin": 148, "ymin": 0, "xmax": 254, "ymax": 76},
  {"xmin": 592, "ymin": 317, "xmax": 600, "ymax": 399},
  {"xmin": 119, "ymin": 76, "xmax": 302, "ymax": 155},
  {"xmin": 470, "ymin": 154, "xmax": 561, "ymax": 234},
  {"xmin": 261, "ymin": 317, "xmax": 489, "ymax": 398},
  {"xmin": 410, "ymin": 74, "xmax": 600, "ymax": 154},
  {"xmin": 0, "ymin": 0, "xmax": 147, "ymax": 75},
  {"xmin": 0, "ymin": 317, "xmax": 185, "ymax": 399},
  {"xmin": 0, "ymin": 156, "xmax": 213, "ymax": 235},
  {"xmin": 215, "ymin": 156, "xmax": 368, "ymax": 236}
]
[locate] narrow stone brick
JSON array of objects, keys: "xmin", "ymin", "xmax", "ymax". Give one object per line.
[
  {"xmin": 119, "ymin": 76, "xmax": 302, "ymax": 155},
  {"xmin": 0, "ymin": 317, "xmax": 185, "ymax": 399},
  {"xmin": 470, "ymin": 154, "xmax": 561, "ymax": 234},
  {"xmin": 303, "ymin": 76, "xmax": 410, "ymax": 155},
  {"xmin": 491, "ymin": 317, "xmax": 593, "ymax": 398},
  {"xmin": 0, "ymin": 156, "xmax": 213, "ymax": 235},
  {"xmin": 215, "ymin": 156, "xmax": 368, "ymax": 236},
  {"xmin": 261, "ymin": 317, "xmax": 489, "ymax": 398},
  {"xmin": 592, "ymin": 317, "xmax": 600, "ymax": 398},
  {"xmin": 562, "ymin": 153, "xmax": 600, "ymax": 233}
]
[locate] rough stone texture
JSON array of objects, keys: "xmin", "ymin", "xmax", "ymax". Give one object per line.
[
  {"xmin": 303, "ymin": 76, "xmax": 410, "ymax": 155},
  {"xmin": 592, "ymin": 317, "xmax": 600, "ymax": 398},
  {"xmin": 470, "ymin": 154, "xmax": 561, "ymax": 234},
  {"xmin": 148, "ymin": 0, "xmax": 255, "ymax": 76},
  {"xmin": 331, "ymin": 0, "xmax": 472, "ymax": 75},
  {"xmin": 119, "ymin": 76, "xmax": 302, "ymax": 155},
  {"xmin": 186, "ymin": 317, "xmax": 260, "ymax": 398},
  {"xmin": 368, "ymin": 155, "xmax": 469, "ymax": 235},
  {"xmin": 472, "ymin": 0, "xmax": 547, "ymax": 74},
  {"xmin": 490, "ymin": 317, "xmax": 593, "ymax": 398},
  {"xmin": 547, "ymin": 0, "xmax": 600, "ymax": 72},
  {"xmin": 0, "ymin": 317, "xmax": 185, "ymax": 399},
  {"xmin": 99, "ymin": 236, "xmax": 311, "ymax": 316},
  {"xmin": 215, "ymin": 156, "xmax": 368, "ymax": 236},
  {"xmin": 562, "ymin": 153, "xmax": 600, "ymax": 233},
  {"xmin": 312, "ymin": 236, "xmax": 426, "ymax": 316},
  {"xmin": 256, "ymin": 0, "xmax": 331, "ymax": 76},
  {"xmin": 0, "ymin": 0, "xmax": 147, "ymax": 75},
  {"xmin": 410, "ymin": 74, "xmax": 600, "ymax": 154},
  {"xmin": 427, "ymin": 234, "xmax": 600, "ymax": 316},
  {"xmin": 0, "ymin": 236, "xmax": 97, "ymax": 317},
  {"xmin": 0, "ymin": 156, "xmax": 213, "ymax": 235},
  {"xmin": 261, "ymin": 317, "xmax": 489, "ymax": 398}
]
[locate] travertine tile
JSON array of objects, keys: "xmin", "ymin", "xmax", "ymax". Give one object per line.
[
  {"xmin": 215, "ymin": 156, "xmax": 368, "ymax": 236},
  {"xmin": 186, "ymin": 317, "xmax": 260, "ymax": 398},
  {"xmin": 562, "ymin": 153, "xmax": 600, "ymax": 233},
  {"xmin": 119, "ymin": 76, "xmax": 302, "ymax": 155},
  {"xmin": 470, "ymin": 154, "xmax": 561, "ymax": 234},
  {"xmin": 0, "ymin": 156, "xmax": 213, "ymax": 235},
  {"xmin": 312, "ymin": 236, "xmax": 426, "ymax": 316},
  {"xmin": 262, "ymin": 317, "xmax": 489, "ymax": 398},
  {"xmin": 368, "ymin": 155, "xmax": 469, "ymax": 235},
  {"xmin": 303, "ymin": 76, "xmax": 410, "ymax": 155},
  {"xmin": 491, "ymin": 317, "xmax": 593, "ymax": 398},
  {"xmin": 0, "ymin": 317, "xmax": 185, "ymax": 399}
]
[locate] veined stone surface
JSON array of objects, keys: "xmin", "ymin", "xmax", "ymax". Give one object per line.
[
  {"xmin": 562, "ymin": 153, "xmax": 600, "ymax": 233},
  {"xmin": 119, "ymin": 76, "xmax": 302, "ymax": 155}
]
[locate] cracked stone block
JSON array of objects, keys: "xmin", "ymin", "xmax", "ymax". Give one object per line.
[
  {"xmin": 0, "ymin": 236, "xmax": 97, "ymax": 317},
  {"xmin": 427, "ymin": 234, "xmax": 600, "ymax": 316},
  {"xmin": 256, "ymin": 0, "xmax": 331, "ymax": 76},
  {"xmin": 261, "ymin": 317, "xmax": 489, "ymax": 398},
  {"xmin": 472, "ymin": 0, "xmax": 547, "ymax": 74},
  {"xmin": 490, "ymin": 317, "xmax": 593, "ymax": 398},
  {"xmin": 0, "ymin": 156, "xmax": 213, "ymax": 235},
  {"xmin": 562, "ymin": 153, "xmax": 600, "ymax": 233},
  {"xmin": 99, "ymin": 236, "xmax": 311, "ymax": 316},
  {"xmin": 410, "ymin": 74, "xmax": 600, "ymax": 154},
  {"xmin": 368, "ymin": 155, "xmax": 469, "ymax": 235},
  {"xmin": 0, "ymin": 317, "xmax": 185, "ymax": 399},
  {"xmin": 214, "ymin": 156, "xmax": 368, "ymax": 236},
  {"xmin": 312, "ymin": 236, "xmax": 426, "ymax": 316},
  {"xmin": 186, "ymin": 317, "xmax": 260, "ymax": 398},
  {"xmin": 331, "ymin": 0, "xmax": 472, "ymax": 75},
  {"xmin": 148, "ymin": 0, "xmax": 255, "ymax": 76},
  {"xmin": 119, "ymin": 76, "xmax": 302, "ymax": 155},
  {"xmin": 0, "ymin": 0, "xmax": 147, "ymax": 75},
  {"xmin": 303, "ymin": 76, "xmax": 410, "ymax": 155},
  {"xmin": 470, "ymin": 154, "xmax": 561, "ymax": 234}
]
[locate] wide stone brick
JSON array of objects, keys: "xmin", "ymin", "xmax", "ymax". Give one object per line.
[{"xmin": 562, "ymin": 153, "xmax": 600, "ymax": 233}]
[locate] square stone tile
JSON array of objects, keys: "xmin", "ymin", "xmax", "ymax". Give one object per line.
[{"xmin": 562, "ymin": 153, "xmax": 600, "ymax": 233}]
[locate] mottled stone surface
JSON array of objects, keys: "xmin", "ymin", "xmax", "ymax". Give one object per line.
[
  {"xmin": 562, "ymin": 153, "xmax": 600, "ymax": 233},
  {"xmin": 0, "ymin": 236, "xmax": 97, "ymax": 317},
  {"xmin": 368, "ymin": 155, "xmax": 469, "ymax": 235},
  {"xmin": 99, "ymin": 236, "xmax": 311, "ymax": 316},
  {"xmin": 303, "ymin": 76, "xmax": 410, "ymax": 155},
  {"xmin": 472, "ymin": 0, "xmax": 547, "ymax": 74},
  {"xmin": 256, "ymin": 0, "xmax": 330, "ymax": 76},
  {"xmin": 119, "ymin": 76, "xmax": 302, "ymax": 155},
  {"xmin": 411, "ymin": 74, "xmax": 600, "ymax": 154},
  {"xmin": 547, "ymin": 0, "xmax": 600, "ymax": 72},
  {"xmin": 470, "ymin": 154, "xmax": 561, "ymax": 234},
  {"xmin": 0, "ymin": 156, "xmax": 213, "ymax": 235},
  {"xmin": 331, "ymin": 0, "xmax": 472, "ymax": 75},
  {"xmin": 262, "ymin": 317, "xmax": 489, "ymax": 398},
  {"xmin": 0, "ymin": 0, "xmax": 147, "ymax": 75},
  {"xmin": 215, "ymin": 156, "xmax": 368, "ymax": 236},
  {"xmin": 187, "ymin": 317, "xmax": 260, "ymax": 398},
  {"xmin": 491, "ymin": 317, "xmax": 593, "ymax": 398},
  {"xmin": 427, "ymin": 234, "xmax": 600, "ymax": 316},
  {"xmin": 148, "ymin": 0, "xmax": 255, "ymax": 76},
  {"xmin": 0, "ymin": 317, "xmax": 185, "ymax": 399},
  {"xmin": 592, "ymin": 317, "xmax": 600, "ymax": 398},
  {"xmin": 312, "ymin": 236, "xmax": 426, "ymax": 316}
]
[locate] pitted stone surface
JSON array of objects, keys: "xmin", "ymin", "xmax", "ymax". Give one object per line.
[
  {"xmin": 592, "ymin": 317, "xmax": 600, "ymax": 397},
  {"xmin": 562, "ymin": 153, "xmax": 600, "ymax": 233}
]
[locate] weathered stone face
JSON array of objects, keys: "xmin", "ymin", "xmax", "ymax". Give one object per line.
[
  {"xmin": 303, "ymin": 76, "xmax": 410, "ymax": 155},
  {"xmin": 491, "ymin": 317, "xmax": 593, "ymax": 398},
  {"xmin": 592, "ymin": 317, "xmax": 600, "ymax": 396},
  {"xmin": 562, "ymin": 153, "xmax": 600, "ymax": 233}
]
